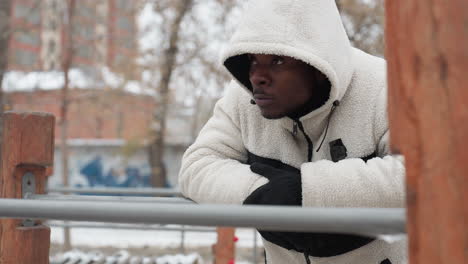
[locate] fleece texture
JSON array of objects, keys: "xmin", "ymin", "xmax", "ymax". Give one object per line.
[{"xmin": 179, "ymin": 0, "xmax": 407, "ymax": 263}]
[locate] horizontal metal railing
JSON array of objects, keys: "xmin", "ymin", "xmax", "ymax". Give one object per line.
[
  {"xmin": 46, "ymin": 187, "xmax": 182, "ymax": 197},
  {"xmin": 30, "ymin": 194, "xmax": 193, "ymax": 204},
  {"xmin": 0, "ymin": 198, "xmax": 405, "ymax": 236},
  {"xmin": 47, "ymin": 221, "xmax": 215, "ymax": 232}
]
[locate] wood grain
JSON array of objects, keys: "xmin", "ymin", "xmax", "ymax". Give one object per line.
[
  {"xmin": 385, "ymin": 1, "xmax": 468, "ymax": 263},
  {"xmin": 213, "ymin": 227, "xmax": 236, "ymax": 264},
  {"xmin": 0, "ymin": 112, "xmax": 55, "ymax": 264}
]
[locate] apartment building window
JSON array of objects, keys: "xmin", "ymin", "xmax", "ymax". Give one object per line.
[
  {"xmin": 117, "ymin": 17, "xmax": 132, "ymax": 32},
  {"xmin": 15, "ymin": 50, "xmax": 38, "ymax": 67},
  {"xmin": 15, "ymin": 31, "xmax": 40, "ymax": 46},
  {"xmin": 14, "ymin": 3, "xmax": 40, "ymax": 26},
  {"xmin": 76, "ymin": 5, "xmax": 96, "ymax": 21},
  {"xmin": 116, "ymin": 0, "xmax": 130, "ymax": 10}
]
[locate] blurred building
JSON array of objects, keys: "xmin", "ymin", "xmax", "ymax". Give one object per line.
[
  {"xmin": 8, "ymin": 0, "xmax": 137, "ymax": 75},
  {"xmin": 7, "ymin": 89, "xmax": 193, "ymax": 188},
  {"xmin": 4, "ymin": 0, "xmax": 198, "ymax": 189}
]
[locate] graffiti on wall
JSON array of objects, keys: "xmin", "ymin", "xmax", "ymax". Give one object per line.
[
  {"xmin": 77, "ymin": 156, "xmax": 152, "ymax": 188},
  {"xmin": 50, "ymin": 144, "xmax": 182, "ymax": 188}
]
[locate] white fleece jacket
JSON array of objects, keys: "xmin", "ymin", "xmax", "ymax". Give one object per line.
[{"xmin": 179, "ymin": 0, "xmax": 407, "ymax": 263}]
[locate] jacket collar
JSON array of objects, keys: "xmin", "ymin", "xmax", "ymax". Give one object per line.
[{"xmin": 279, "ymin": 100, "xmax": 334, "ymax": 143}]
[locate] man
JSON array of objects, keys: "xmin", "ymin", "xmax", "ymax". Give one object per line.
[{"xmin": 179, "ymin": 0, "xmax": 406, "ymax": 263}]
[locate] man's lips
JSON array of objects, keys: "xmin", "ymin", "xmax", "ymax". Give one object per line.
[{"xmin": 253, "ymin": 94, "xmax": 274, "ymax": 107}]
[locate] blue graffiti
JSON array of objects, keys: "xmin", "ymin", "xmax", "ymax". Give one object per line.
[{"xmin": 79, "ymin": 156, "xmax": 152, "ymax": 189}]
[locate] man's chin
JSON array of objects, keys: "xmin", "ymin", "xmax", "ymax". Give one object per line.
[{"xmin": 260, "ymin": 110, "xmax": 285, "ymax": 120}]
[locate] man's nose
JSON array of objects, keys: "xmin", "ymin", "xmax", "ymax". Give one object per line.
[{"xmin": 249, "ymin": 67, "xmax": 272, "ymax": 87}]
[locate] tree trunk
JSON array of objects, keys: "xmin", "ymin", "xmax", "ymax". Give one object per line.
[
  {"xmin": 190, "ymin": 94, "xmax": 203, "ymax": 142},
  {"xmin": 386, "ymin": 1, "xmax": 468, "ymax": 264},
  {"xmin": 60, "ymin": 0, "xmax": 76, "ymax": 251},
  {"xmin": 149, "ymin": 0, "xmax": 192, "ymax": 187},
  {"xmin": 0, "ymin": 0, "xmax": 11, "ymax": 159}
]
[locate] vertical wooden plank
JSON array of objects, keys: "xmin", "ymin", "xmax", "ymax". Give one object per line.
[
  {"xmin": 385, "ymin": 1, "xmax": 468, "ymax": 264},
  {"xmin": 0, "ymin": 111, "xmax": 55, "ymax": 264},
  {"xmin": 213, "ymin": 227, "xmax": 236, "ymax": 264}
]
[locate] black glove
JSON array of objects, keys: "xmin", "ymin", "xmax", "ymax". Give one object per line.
[
  {"xmin": 244, "ymin": 162, "xmax": 375, "ymax": 256},
  {"xmin": 243, "ymin": 163, "xmax": 302, "ymax": 251},
  {"xmin": 244, "ymin": 162, "xmax": 302, "ymax": 206}
]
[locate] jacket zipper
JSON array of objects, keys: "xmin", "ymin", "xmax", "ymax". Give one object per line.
[
  {"xmin": 292, "ymin": 100, "xmax": 340, "ymax": 162},
  {"xmin": 293, "ymin": 122, "xmax": 298, "ymax": 136},
  {"xmin": 293, "ymin": 119, "xmax": 313, "ymax": 162},
  {"xmin": 316, "ymin": 100, "xmax": 340, "ymax": 152}
]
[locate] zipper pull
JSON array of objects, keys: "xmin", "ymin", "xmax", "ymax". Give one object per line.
[{"xmin": 293, "ymin": 121, "xmax": 298, "ymax": 136}]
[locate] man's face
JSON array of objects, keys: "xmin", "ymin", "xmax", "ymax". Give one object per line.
[{"xmin": 248, "ymin": 54, "xmax": 318, "ymax": 119}]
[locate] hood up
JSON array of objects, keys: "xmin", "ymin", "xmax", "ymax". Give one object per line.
[{"xmin": 221, "ymin": 0, "xmax": 354, "ymax": 116}]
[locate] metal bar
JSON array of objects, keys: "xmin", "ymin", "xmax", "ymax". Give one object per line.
[
  {"xmin": 253, "ymin": 229, "xmax": 258, "ymax": 263},
  {"xmin": 47, "ymin": 221, "xmax": 216, "ymax": 232},
  {"xmin": 181, "ymin": 225, "xmax": 186, "ymax": 254},
  {"xmin": 46, "ymin": 187, "xmax": 182, "ymax": 197},
  {"xmin": 30, "ymin": 194, "xmax": 193, "ymax": 204},
  {"xmin": 0, "ymin": 198, "xmax": 405, "ymax": 235}
]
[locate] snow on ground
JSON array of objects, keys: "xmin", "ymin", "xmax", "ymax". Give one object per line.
[
  {"xmin": 50, "ymin": 225, "xmax": 262, "ymax": 263},
  {"xmin": 51, "ymin": 224, "xmax": 263, "ymax": 249},
  {"xmin": 50, "ymin": 250, "xmax": 205, "ymax": 264},
  {"xmin": 51, "ymin": 250, "xmax": 254, "ymax": 264},
  {"xmin": 2, "ymin": 68, "xmax": 155, "ymax": 95}
]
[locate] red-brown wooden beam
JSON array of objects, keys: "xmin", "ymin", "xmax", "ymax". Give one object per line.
[
  {"xmin": 213, "ymin": 227, "xmax": 236, "ymax": 264},
  {"xmin": 0, "ymin": 112, "xmax": 55, "ymax": 264},
  {"xmin": 386, "ymin": 1, "xmax": 467, "ymax": 264}
]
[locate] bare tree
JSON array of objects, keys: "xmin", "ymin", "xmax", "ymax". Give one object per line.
[
  {"xmin": 337, "ymin": 0, "xmax": 385, "ymax": 56},
  {"xmin": 0, "ymin": 0, "xmax": 11, "ymax": 92},
  {"xmin": 140, "ymin": 0, "xmax": 240, "ymax": 187},
  {"xmin": 147, "ymin": 0, "xmax": 193, "ymax": 187},
  {"xmin": 0, "ymin": 0, "xmax": 12, "ymax": 151},
  {"xmin": 59, "ymin": 0, "xmax": 76, "ymax": 251}
]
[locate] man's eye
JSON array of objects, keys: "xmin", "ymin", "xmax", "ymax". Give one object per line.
[{"xmin": 272, "ymin": 57, "xmax": 284, "ymax": 65}]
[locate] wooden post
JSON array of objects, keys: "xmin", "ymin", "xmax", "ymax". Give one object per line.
[
  {"xmin": 0, "ymin": 112, "xmax": 55, "ymax": 264},
  {"xmin": 386, "ymin": 1, "xmax": 467, "ymax": 264},
  {"xmin": 213, "ymin": 227, "xmax": 236, "ymax": 264}
]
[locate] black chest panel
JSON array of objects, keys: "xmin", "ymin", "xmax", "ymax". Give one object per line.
[
  {"xmin": 247, "ymin": 151, "xmax": 300, "ymax": 173},
  {"xmin": 246, "ymin": 150, "xmax": 375, "ymax": 257}
]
